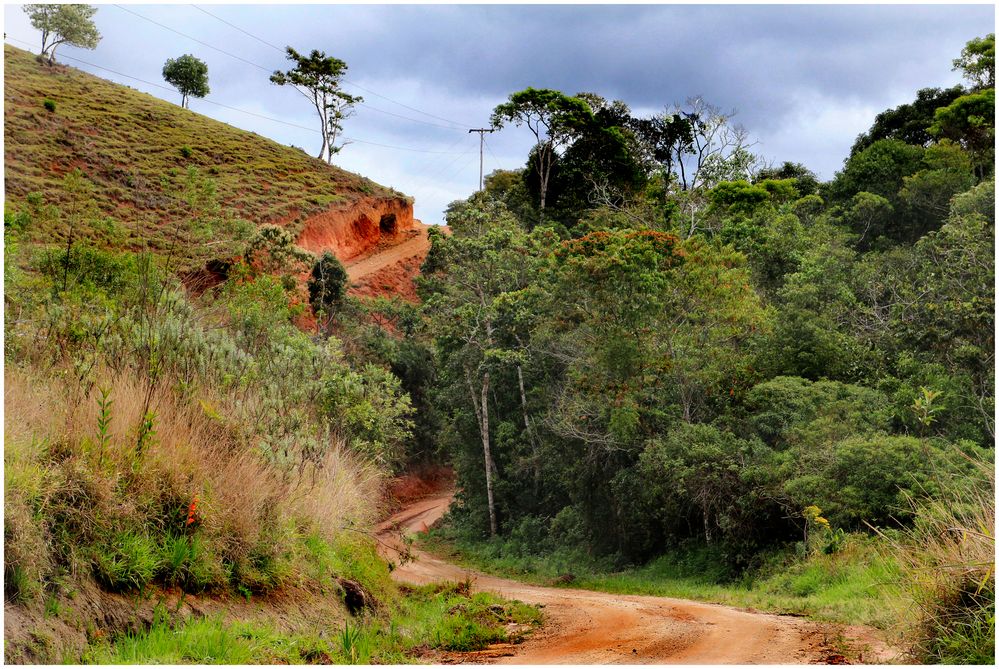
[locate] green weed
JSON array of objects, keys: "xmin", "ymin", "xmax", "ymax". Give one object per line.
[{"xmin": 91, "ymin": 531, "xmax": 160, "ymax": 592}]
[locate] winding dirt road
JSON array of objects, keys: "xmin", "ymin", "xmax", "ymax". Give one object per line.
[
  {"xmin": 344, "ymin": 223, "xmax": 432, "ymax": 284},
  {"xmin": 377, "ymin": 494, "xmax": 891, "ymax": 665}
]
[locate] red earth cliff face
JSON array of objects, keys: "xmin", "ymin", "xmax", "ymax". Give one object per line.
[{"xmin": 296, "ymin": 196, "xmax": 415, "ymax": 261}]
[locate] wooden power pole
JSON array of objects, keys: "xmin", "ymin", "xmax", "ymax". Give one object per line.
[{"xmin": 469, "ymin": 128, "xmax": 496, "ymax": 191}]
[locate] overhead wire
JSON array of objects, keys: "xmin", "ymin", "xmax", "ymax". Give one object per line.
[
  {"xmin": 116, "ymin": 4, "xmax": 468, "ymax": 131},
  {"xmin": 483, "ymin": 136, "xmax": 507, "ymax": 173},
  {"xmin": 189, "ymin": 3, "xmax": 474, "ymax": 129},
  {"xmin": 3, "ymin": 36, "xmax": 468, "ymax": 155}
]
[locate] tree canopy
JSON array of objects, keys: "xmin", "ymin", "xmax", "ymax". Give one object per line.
[
  {"xmin": 271, "ymin": 47, "xmax": 362, "ymax": 164},
  {"xmin": 23, "ymin": 4, "xmax": 101, "ymax": 64},
  {"xmin": 162, "ymin": 54, "xmax": 210, "ymax": 109}
]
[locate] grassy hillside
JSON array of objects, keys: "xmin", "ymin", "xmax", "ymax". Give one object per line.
[
  {"xmin": 3, "ymin": 44, "xmax": 540, "ymax": 664},
  {"xmin": 3, "ymin": 44, "xmax": 404, "ymax": 269}
]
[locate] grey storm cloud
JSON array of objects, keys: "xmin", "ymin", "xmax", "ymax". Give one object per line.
[{"xmin": 3, "ymin": 3, "xmax": 994, "ymax": 225}]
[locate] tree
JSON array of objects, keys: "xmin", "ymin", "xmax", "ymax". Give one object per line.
[
  {"xmin": 308, "ymin": 251, "xmax": 348, "ymax": 334},
  {"xmin": 928, "ymin": 89, "xmax": 995, "ymax": 177},
  {"xmin": 633, "ymin": 98, "xmax": 756, "ymax": 237},
  {"xmin": 24, "ymin": 4, "xmax": 101, "ymax": 65},
  {"xmin": 162, "ymin": 55, "xmax": 210, "ymax": 109},
  {"xmin": 544, "ymin": 93, "xmax": 648, "ymax": 228},
  {"xmin": 754, "ymin": 161, "xmax": 820, "ymax": 196},
  {"xmin": 953, "ymin": 33, "xmax": 995, "ymax": 90},
  {"xmin": 491, "ymin": 88, "xmax": 593, "ymax": 218},
  {"xmin": 270, "ymin": 47, "xmax": 362, "ymax": 163},
  {"xmin": 850, "ymin": 86, "xmax": 966, "ymax": 155},
  {"xmin": 420, "ymin": 196, "xmax": 545, "ymax": 536}
]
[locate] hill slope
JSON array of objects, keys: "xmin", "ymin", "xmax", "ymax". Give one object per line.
[{"xmin": 3, "ymin": 44, "xmax": 417, "ymax": 281}]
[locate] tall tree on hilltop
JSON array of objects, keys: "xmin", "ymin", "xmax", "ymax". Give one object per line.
[
  {"xmin": 23, "ymin": 4, "xmax": 101, "ymax": 65},
  {"xmin": 162, "ymin": 54, "xmax": 210, "ymax": 109},
  {"xmin": 271, "ymin": 47, "xmax": 362, "ymax": 163},
  {"xmin": 491, "ymin": 88, "xmax": 594, "ymax": 219}
]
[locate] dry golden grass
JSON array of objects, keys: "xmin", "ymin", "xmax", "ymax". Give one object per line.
[
  {"xmin": 880, "ymin": 453, "xmax": 995, "ymax": 662},
  {"xmin": 4, "ymin": 363, "xmax": 383, "ymax": 595}
]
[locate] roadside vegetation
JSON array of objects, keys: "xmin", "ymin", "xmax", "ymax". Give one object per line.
[
  {"xmin": 3, "ymin": 15, "xmax": 993, "ymax": 665},
  {"xmin": 414, "ymin": 34, "xmax": 995, "ymax": 664},
  {"xmin": 3, "ymin": 41, "xmax": 534, "ymax": 663},
  {"xmin": 81, "ymin": 583, "xmax": 539, "ymax": 664}
]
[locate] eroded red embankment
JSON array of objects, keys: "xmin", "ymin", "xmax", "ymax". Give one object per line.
[{"xmin": 296, "ymin": 196, "xmax": 414, "ymax": 262}]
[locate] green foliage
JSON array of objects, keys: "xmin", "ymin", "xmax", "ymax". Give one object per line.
[
  {"xmin": 831, "ymin": 138, "xmax": 925, "ymax": 205},
  {"xmin": 321, "ymin": 358, "xmax": 415, "ymax": 469},
  {"xmin": 928, "ymin": 88, "xmax": 995, "ymax": 173},
  {"xmin": 953, "ymin": 33, "xmax": 995, "ymax": 90},
  {"xmin": 744, "ymin": 376, "xmax": 890, "ymax": 448},
  {"xmin": 270, "ymin": 47, "xmax": 362, "ymax": 162},
  {"xmin": 162, "ymin": 54, "xmax": 210, "ymax": 108},
  {"xmin": 308, "ymin": 250, "xmax": 348, "ymax": 330},
  {"xmin": 42, "ymin": 97, "xmax": 56, "ymax": 112},
  {"xmin": 850, "ymin": 86, "xmax": 965, "ymax": 155},
  {"xmin": 91, "ymin": 531, "xmax": 160, "ymax": 592},
  {"xmin": 24, "ymin": 4, "xmax": 101, "ymax": 63}
]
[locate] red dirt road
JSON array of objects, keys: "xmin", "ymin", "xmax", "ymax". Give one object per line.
[
  {"xmin": 376, "ymin": 494, "xmax": 892, "ymax": 665},
  {"xmin": 344, "ymin": 223, "xmax": 432, "ymax": 301}
]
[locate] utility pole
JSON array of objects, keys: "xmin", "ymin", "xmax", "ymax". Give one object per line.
[{"xmin": 469, "ymin": 128, "xmax": 496, "ymax": 192}]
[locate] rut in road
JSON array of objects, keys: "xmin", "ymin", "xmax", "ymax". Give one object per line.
[{"xmin": 376, "ymin": 493, "xmax": 893, "ymax": 664}]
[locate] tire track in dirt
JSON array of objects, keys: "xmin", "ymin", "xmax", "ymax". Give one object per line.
[{"xmin": 376, "ymin": 494, "xmax": 894, "ymax": 665}]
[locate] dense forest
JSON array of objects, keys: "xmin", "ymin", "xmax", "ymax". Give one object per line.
[{"xmin": 406, "ymin": 34, "xmax": 995, "ymax": 662}]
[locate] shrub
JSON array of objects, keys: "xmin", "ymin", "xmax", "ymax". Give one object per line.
[
  {"xmin": 43, "ymin": 98, "xmax": 56, "ymax": 112},
  {"xmin": 179, "ymin": 145, "xmax": 193, "ymax": 159}
]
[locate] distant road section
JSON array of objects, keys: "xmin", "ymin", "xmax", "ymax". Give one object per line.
[{"xmin": 376, "ymin": 493, "xmax": 894, "ymax": 665}]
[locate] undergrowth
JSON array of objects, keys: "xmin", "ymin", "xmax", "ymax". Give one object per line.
[
  {"xmin": 421, "ymin": 529, "xmax": 903, "ymax": 630},
  {"xmin": 83, "ymin": 582, "xmax": 540, "ymax": 664}
]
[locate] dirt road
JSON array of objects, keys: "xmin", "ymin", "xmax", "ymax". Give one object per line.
[
  {"xmin": 376, "ymin": 494, "xmax": 890, "ymax": 665},
  {"xmin": 344, "ymin": 223, "xmax": 431, "ymax": 283}
]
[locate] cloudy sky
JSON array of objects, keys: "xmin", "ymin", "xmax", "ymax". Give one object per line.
[{"xmin": 4, "ymin": 2, "xmax": 994, "ymax": 224}]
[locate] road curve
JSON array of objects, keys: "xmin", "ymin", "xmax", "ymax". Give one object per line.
[{"xmin": 375, "ymin": 494, "xmax": 873, "ymax": 665}]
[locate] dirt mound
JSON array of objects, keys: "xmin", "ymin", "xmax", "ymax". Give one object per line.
[
  {"xmin": 296, "ymin": 196, "xmax": 414, "ymax": 261},
  {"xmin": 344, "ymin": 223, "xmax": 433, "ymax": 302}
]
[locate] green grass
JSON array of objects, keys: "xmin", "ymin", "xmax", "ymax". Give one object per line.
[
  {"xmin": 420, "ymin": 530, "xmax": 905, "ymax": 630},
  {"xmin": 3, "ymin": 44, "xmax": 404, "ymax": 270},
  {"xmin": 83, "ymin": 582, "xmax": 542, "ymax": 664}
]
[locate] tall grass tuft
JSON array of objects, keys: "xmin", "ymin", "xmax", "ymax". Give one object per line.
[
  {"xmin": 882, "ymin": 452, "xmax": 995, "ymax": 663},
  {"xmin": 4, "ymin": 364, "xmax": 383, "ymax": 597}
]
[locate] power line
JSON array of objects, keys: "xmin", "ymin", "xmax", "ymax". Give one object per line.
[
  {"xmin": 140, "ymin": 4, "xmax": 465, "ymax": 131},
  {"xmin": 189, "ymin": 3, "xmax": 473, "ymax": 129},
  {"xmin": 113, "ymin": 4, "xmax": 269, "ymax": 72},
  {"xmin": 483, "ymin": 136, "xmax": 506, "ymax": 172},
  {"xmin": 3, "ymin": 37, "xmax": 468, "ymax": 155},
  {"xmin": 190, "ymin": 4, "xmax": 284, "ymax": 53}
]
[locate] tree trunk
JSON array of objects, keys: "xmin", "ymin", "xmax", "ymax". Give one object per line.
[
  {"xmin": 480, "ymin": 371, "xmax": 497, "ymax": 536},
  {"xmin": 516, "ymin": 363, "xmax": 541, "ymax": 498},
  {"xmin": 467, "ymin": 367, "xmax": 498, "ymax": 537}
]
